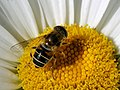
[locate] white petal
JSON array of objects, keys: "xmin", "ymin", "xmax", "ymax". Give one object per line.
[
  {"xmin": 114, "ymin": 34, "xmax": 120, "ymax": 47},
  {"xmin": 38, "ymin": 0, "xmax": 55, "ymax": 27},
  {"xmin": 0, "ymin": 0, "xmax": 39, "ymax": 40},
  {"xmin": 109, "ymin": 23, "xmax": 120, "ymax": 40},
  {"xmin": 96, "ymin": 0, "xmax": 119, "ymax": 31},
  {"xmin": 39, "ymin": 0, "xmax": 66, "ymax": 27},
  {"xmin": 98, "ymin": 0, "xmax": 120, "ymax": 51},
  {"xmin": 66, "ymin": 0, "xmax": 74, "ymax": 24},
  {"xmin": 101, "ymin": 4, "xmax": 120, "ymax": 43},
  {"xmin": 0, "ymin": 67, "xmax": 20, "ymax": 90},
  {"xmin": 84, "ymin": 0, "xmax": 110, "ymax": 28},
  {"xmin": 0, "ymin": 25, "xmax": 18, "ymax": 49},
  {"xmin": 0, "ymin": 67, "xmax": 18, "ymax": 80},
  {"xmin": 0, "ymin": 82, "xmax": 19, "ymax": 90},
  {"xmin": 58, "ymin": 0, "xmax": 66, "ymax": 25},
  {"xmin": 0, "ymin": 59, "xmax": 17, "ymax": 71},
  {"xmin": 118, "ymin": 47, "xmax": 120, "ymax": 53},
  {"xmin": 74, "ymin": 0, "xmax": 82, "ymax": 24},
  {"xmin": 80, "ymin": 0, "xmax": 91, "ymax": 26},
  {"xmin": 0, "ymin": 8, "xmax": 24, "ymax": 42},
  {"xmin": 0, "ymin": 26, "xmax": 18, "ymax": 62},
  {"xmin": 28, "ymin": 0, "xmax": 47, "ymax": 32},
  {"xmin": 0, "ymin": 67, "xmax": 19, "ymax": 81},
  {"xmin": 0, "ymin": 47, "xmax": 18, "ymax": 62}
]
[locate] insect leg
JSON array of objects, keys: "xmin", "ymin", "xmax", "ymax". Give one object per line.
[
  {"xmin": 48, "ymin": 55, "xmax": 57, "ymax": 80},
  {"xmin": 60, "ymin": 38, "xmax": 70, "ymax": 45},
  {"xmin": 48, "ymin": 55, "xmax": 56, "ymax": 70},
  {"xmin": 56, "ymin": 50, "xmax": 65, "ymax": 58},
  {"xmin": 30, "ymin": 53, "xmax": 32, "ymax": 57},
  {"xmin": 32, "ymin": 47, "xmax": 37, "ymax": 49},
  {"xmin": 30, "ymin": 47, "xmax": 37, "ymax": 57},
  {"xmin": 53, "ymin": 55, "xmax": 57, "ymax": 66},
  {"xmin": 60, "ymin": 42, "xmax": 67, "ymax": 46},
  {"xmin": 62, "ymin": 51, "xmax": 65, "ymax": 57}
]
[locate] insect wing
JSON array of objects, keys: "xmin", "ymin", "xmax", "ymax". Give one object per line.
[
  {"xmin": 10, "ymin": 35, "xmax": 47, "ymax": 58},
  {"xmin": 10, "ymin": 40, "xmax": 31, "ymax": 57},
  {"xmin": 10, "ymin": 36, "xmax": 45, "ymax": 57}
]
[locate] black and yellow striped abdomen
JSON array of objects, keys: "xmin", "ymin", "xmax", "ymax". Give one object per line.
[{"xmin": 33, "ymin": 48, "xmax": 52, "ymax": 67}]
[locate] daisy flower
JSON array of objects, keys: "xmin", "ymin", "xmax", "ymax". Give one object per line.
[{"xmin": 0, "ymin": 0, "xmax": 120, "ymax": 90}]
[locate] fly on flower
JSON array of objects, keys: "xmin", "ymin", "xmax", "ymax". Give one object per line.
[{"xmin": 10, "ymin": 26, "xmax": 68, "ymax": 68}]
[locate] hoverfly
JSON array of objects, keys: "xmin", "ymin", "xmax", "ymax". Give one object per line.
[{"xmin": 10, "ymin": 26, "xmax": 68, "ymax": 68}]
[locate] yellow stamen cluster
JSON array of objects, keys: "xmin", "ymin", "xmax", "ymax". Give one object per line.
[{"xmin": 17, "ymin": 24, "xmax": 120, "ymax": 90}]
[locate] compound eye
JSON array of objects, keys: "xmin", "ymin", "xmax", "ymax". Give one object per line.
[
  {"xmin": 54, "ymin": 26, "xmax": 67, "ymax": 37},
  {"xmin": 47, "ymin": 35, "xmax": 59, "ymax": 46}
]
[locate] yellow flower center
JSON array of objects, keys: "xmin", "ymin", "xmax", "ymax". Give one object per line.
[{"xmin": 17, "ymin": 24, "xmax": 120, "ymax": 90}]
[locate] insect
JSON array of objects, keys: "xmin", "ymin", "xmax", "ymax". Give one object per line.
[{"xmin": 10, "ymin": 26, "xmax": 68, "ymax": 68}]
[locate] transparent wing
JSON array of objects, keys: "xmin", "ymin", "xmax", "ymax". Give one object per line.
[
  {"xmin": 10, "ymin": 39, "xmax": 32, "ymax": 57},
  {"xmin": 10, "ymin": 35, "xmax": 46, "ymax": 57}
]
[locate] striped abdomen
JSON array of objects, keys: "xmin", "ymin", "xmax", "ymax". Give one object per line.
[{"xmin": 33, "ymin": 48, "xmax": 52, "ymax": 67}]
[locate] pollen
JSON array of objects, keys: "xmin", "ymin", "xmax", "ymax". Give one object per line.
[{"xmin": 17, "ymin": 24, "xmax": 120, "ymax": 90}]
